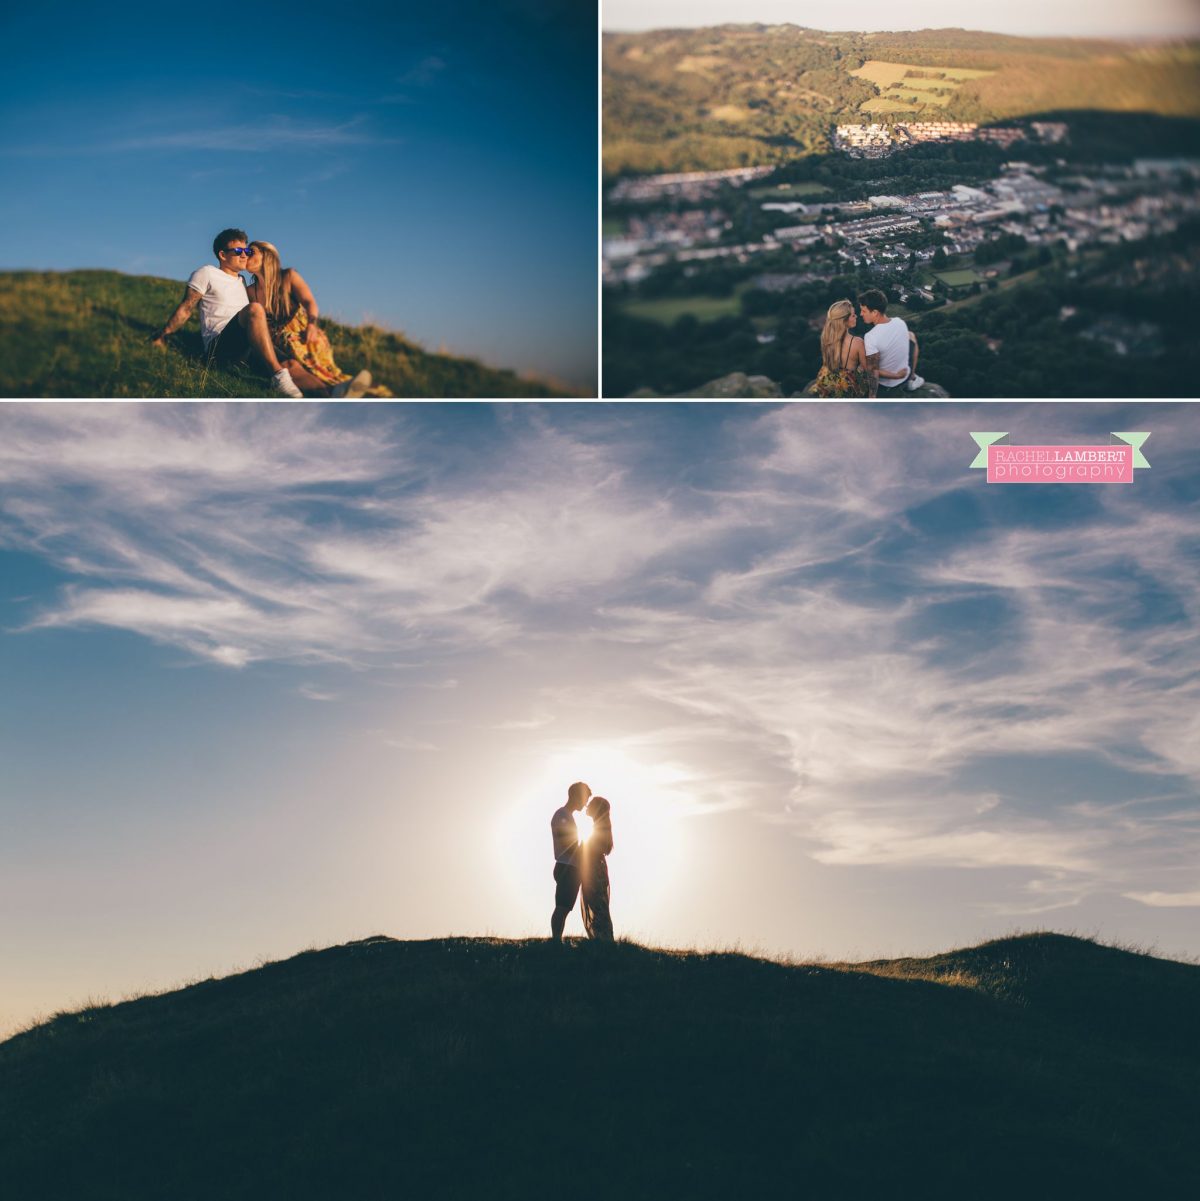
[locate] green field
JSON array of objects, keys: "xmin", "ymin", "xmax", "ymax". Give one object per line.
[
  {"xmin": 861, "ymin": 97, "xmax": 919, "ymax": 113},
  {"xmin": 622, "ymin": 283, "xmax": 750, "ymax": 324},
  {"xmin": 934, "ymin": 268, "xmax": 983, "ymax": 288},
  {"xmin": 884, "ymin": 88, "xmax": 951, "ymax": 107},
  {"xmin": 851, "ymin": 58, "xmax": 995, "ymax": 115},
  {"xmin": 749, "ymin": 182, "xmax": 832, "ymax": 199}
]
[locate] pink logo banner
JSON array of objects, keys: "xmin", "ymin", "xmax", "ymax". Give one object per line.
[{"xmin": 988, "ymin": 444, "xmax": 1133, "ymax": 484}]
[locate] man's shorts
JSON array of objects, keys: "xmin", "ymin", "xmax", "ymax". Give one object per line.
[
  {"xmin": 208, "ymin": 312, "xmax": 252, "ymax": 366},
  {"xmin": 553, "ymin": 862, "xmax": 580, "ymax": 911}
]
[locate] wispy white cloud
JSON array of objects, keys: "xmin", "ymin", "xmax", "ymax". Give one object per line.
[
  {"xmin": 2, "ymin": 402, "xmax": 1196, "ymax": 902},
  {"xmin": 1, "ymin": 116, "xmax": 401, "ymax": 157},
  {"xmin": 396, "ymin": 56, "xmax": 447, "ymax": 87},
  {"xmin": 385, "ymin": 735, "xmax": 439, "ymax": 752},
  {"xmin": 1124, "ymin": 890, "xmax": 1200, "ymax": 908}
]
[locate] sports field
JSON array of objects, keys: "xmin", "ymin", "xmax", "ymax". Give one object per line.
[{"xmin": 934, "ymin": 268, "xmax": 982, "ymax": 288}]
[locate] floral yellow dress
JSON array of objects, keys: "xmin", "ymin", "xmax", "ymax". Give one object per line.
[
  {"xmin": 811, "ymin": 334, "xmax": 872, "ymax": 398},
  {"xmin": 273, "ymin": 304, "xmax": 393, "ymax": 397}
]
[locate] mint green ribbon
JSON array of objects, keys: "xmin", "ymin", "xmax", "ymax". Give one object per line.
[
  {"xmin": 1112, "ymin": 432, "xmax": 1151, "ymax": 468},
  {"xmin": 969, "ymin": 432, "xmax": 1007, "ymax": 468}
]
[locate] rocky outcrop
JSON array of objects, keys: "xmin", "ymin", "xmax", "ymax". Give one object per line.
[
  {"xmin": 675, "ymin": 372, "xmax": 784, "ymax": 398},
  {"xmin": 626, "ymin": 374, "xmax": 950, "ymax": 399},
  {"xmin": 793, "ymin": 379, "xmax": 951, "ymax": 399}
]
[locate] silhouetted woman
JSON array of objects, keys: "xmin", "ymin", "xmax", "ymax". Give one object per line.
[{"xmin": 580, "ymin": 795, "xmax": 614, "ymax": 941}]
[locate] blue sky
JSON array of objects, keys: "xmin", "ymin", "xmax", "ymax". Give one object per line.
[
  {"xmin": 1, "ymin": 401, "xmax": 1198, "ymax": 1035},
  {"xmin": 0, "ymin": 1, "xmax": 597, "ymax": 390},
  {"xmin": 603, "ymin": 0, "xmax": 1200, "ymax": 38}
]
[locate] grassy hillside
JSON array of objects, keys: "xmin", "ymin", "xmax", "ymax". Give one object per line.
[
  {"xmin": 603, "ymin": 24, "xmax": 1200, "ymax": 174},
  {"xmin": 2, "ymin": 932, "xmax": 1196, "ymax": 1199},
  {"xmin": 0, "ymin": 271, "xmax": 573, "ymax": 398}
]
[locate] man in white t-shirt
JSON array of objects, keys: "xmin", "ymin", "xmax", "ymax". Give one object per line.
[
  {"xmin": 151, "ymin": 227, "xmax": 303, "ymax": 397},
  {"xmin": 858, "ymin": 289, "xmax": 924, "ymax": 395}
]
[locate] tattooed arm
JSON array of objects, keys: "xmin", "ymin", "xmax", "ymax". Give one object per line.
[
  {"xmin": 865, "ymin": 350, "xmax": 880, "ymax": 398},
  {"xmin": 151, "ymin": 285, "xmax": 203, "ymax": 346}
]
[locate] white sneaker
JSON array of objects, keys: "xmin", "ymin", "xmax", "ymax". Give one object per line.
[
  {"xmin": 331, "ymin": 369, "xmax": 372, "ymax": 399},
  {"xmin": 905, "ymin": 373, "xmax": 925, "ymax": 391},
  {"xmin": 272, "ymin": 369, "xmax": 304, "ymax": 399}
]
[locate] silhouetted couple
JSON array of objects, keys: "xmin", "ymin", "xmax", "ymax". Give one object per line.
[
  {"xmin": 550, "ymin": 781, "xmax": 614, "ymax": 942},
  {"xmin": 812, "ymin": 288, "xmax": 924, "ymax": 397}
]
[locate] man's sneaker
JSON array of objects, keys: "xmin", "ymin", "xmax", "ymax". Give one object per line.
[
  {"xmin": 905, "ymin": 373, "xmax": 925, "ymax": 392},
  {"xmin": 331, "ymin": 369, "xmax": 372, "ymax": 399},
  {"xmin": 272, "ymin": 368, "xmax": 304, "ymax": 399}
]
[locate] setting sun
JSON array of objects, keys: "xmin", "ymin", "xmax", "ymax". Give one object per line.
[
  {"xmin": 495, "ymin": 744, "xmax": 697, "ymax": 938},
  {"xmin": 574, "ymin": 812, "xmax": 594, "ymax": 843}
]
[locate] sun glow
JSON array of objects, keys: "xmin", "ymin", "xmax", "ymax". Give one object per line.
[
  {"xmin": 495, "ymin": 744, "xmax": 697, "ymax": 938},
  {"xmin": 574, "ymin": 812, "xmax": 594, "ymax": 843}
]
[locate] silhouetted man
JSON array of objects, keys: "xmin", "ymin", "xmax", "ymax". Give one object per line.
[{"xmin": 550, "ymin": 781, "xmax": 590, "ymax": 942}]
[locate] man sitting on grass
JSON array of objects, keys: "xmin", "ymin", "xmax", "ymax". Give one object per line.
[
  {"xmin": 152, "ymin": 228, "xmax": 312, "ymax": 398},
  {"xmin": 858, "ymin": 288, "xmax": 924, "ymax": 395}
]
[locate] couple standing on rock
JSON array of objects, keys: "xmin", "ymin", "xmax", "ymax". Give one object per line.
[
  {"xmin": 550, "ymin": 781, "xmax": 614, "ymax": 942},
  {"xmin": 813, "ymin": 287, "xmax": 925, "ymax": 398}
]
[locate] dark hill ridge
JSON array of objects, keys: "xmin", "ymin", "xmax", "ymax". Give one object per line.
[
  {"xmin": 0, "ymin": 270, "xmax": 575, "ymax": 398},
  {"xmin": 2, "ymin": 933, "xmax": 1197, "ymax": 1199}
]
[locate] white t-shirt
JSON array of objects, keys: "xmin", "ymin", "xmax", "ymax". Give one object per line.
[
  {"xmin": 186, "ymin": 264, "xmax": 249, "ymax": 348},
  {"xmin": 864, "ymin": 317, "xmax": 911, "ymax": 388}
]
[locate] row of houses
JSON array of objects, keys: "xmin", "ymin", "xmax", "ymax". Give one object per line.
[
  {"xmin": 833, "ymin": 121, "xmax": 1069, "ymax": 158},
  {"xmin": 608, "ymin": 166, "xmax": 773, "ymax": 204}
]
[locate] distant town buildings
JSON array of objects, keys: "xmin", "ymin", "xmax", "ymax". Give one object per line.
[
  {"xmin": 1030, "ymin": 122, "xmax": 1069, "ymax": 144},
  {"xmin": 833, "ymin": 121, "xmax": 1067, "ymax": 158},
  {"xmin": 608, "ymin": 166, "xmax": 774, "ymax": 203},
  {"xmin": 603, "ymin": 149, "xmax": 1197, "ymax": 289},
  {"xmin": 833, "ymin": 123, "xmax": 894, "ymax": 157}
]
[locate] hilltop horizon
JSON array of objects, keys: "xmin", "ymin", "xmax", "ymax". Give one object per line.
[
  {"xmin": 602, "ymin": 0, "xmax": 1200, "ymax": 40},
  {"xmin": 604, "ymin": 20, "xmax": 1198, "ymax": 45},
  {"xmin": 2, "ymin": 930, "xmax": 1197, "ymax": 1198},
  {"xmin": 7, "ymin": 926, "xmax": 1197, "ymax": 1043}
]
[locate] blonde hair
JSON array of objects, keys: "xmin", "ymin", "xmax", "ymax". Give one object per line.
[
  {"xmin": 820, "ymin": 299, "xmax": 856, "ymax": 370},
  {"xmin": 250, "ymin": 240, "xmax": 291, "ymax": 324}
]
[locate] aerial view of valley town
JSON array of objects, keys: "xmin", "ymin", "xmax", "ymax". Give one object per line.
[{"xmin": 602, "ymin": 24, "xmax": 1200, "ymax": 397}]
